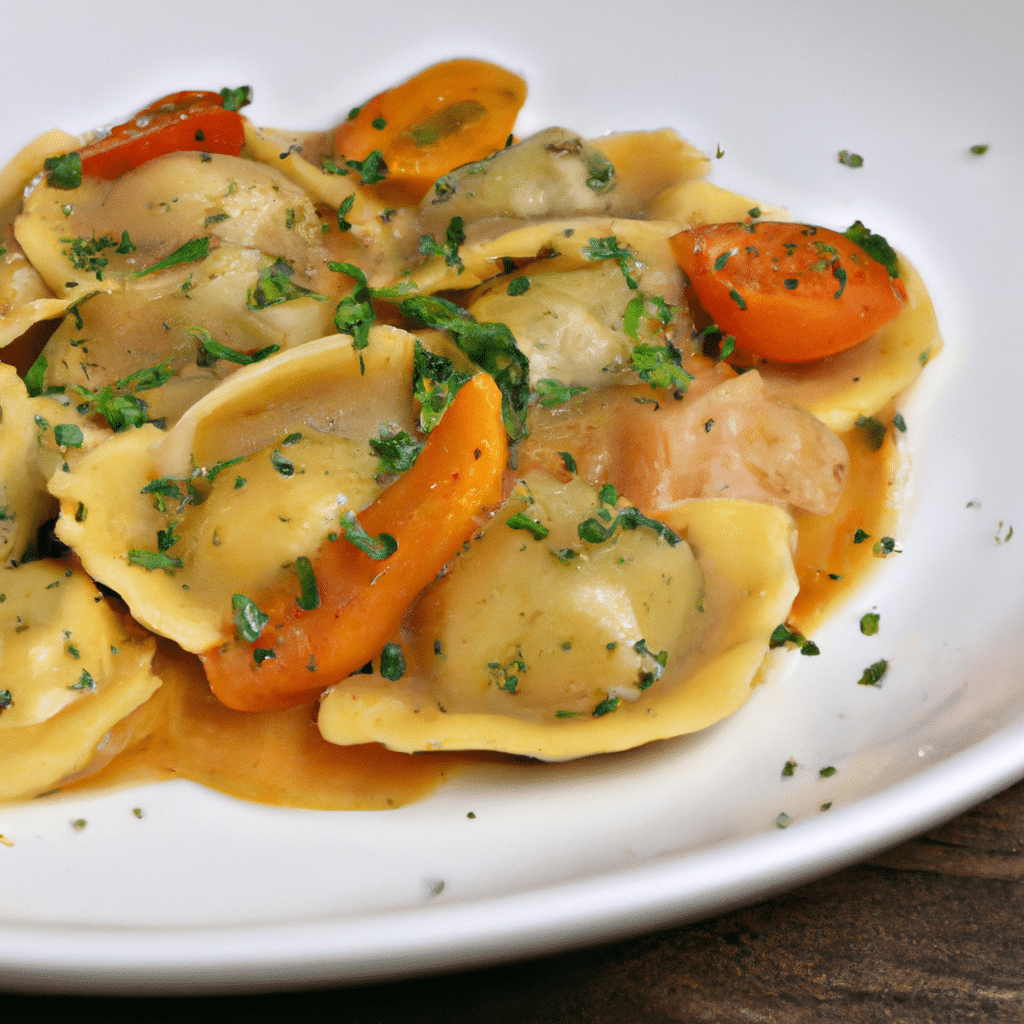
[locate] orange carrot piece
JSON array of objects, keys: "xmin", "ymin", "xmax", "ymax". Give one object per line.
[
  {"xmin": 333, "ymin": 58, "xmax": 526, "ymax": 204},
  {"xmin": 200, "ymin": 373, "xmax": 508, "ymax": 712},
  {"xmin": 79, "ymin": 91, "xmax": 246, "ymax": 179},
  {"xmin": 670, "ymin": 222, "xmax": 908, "ymax": 363}
]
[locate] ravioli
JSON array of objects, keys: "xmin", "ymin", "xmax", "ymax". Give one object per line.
[
  {"xmin": 0, "ymin": 559, "xmax": 160, "ymax": 801},
  {"xmin": 48, "ymin": 328, "xmax": 415, "ymax": 651},
  {"xmin": 0, "ymin": 363, "xmax": 107, "ymax": 567},
  {"xmin": 317, "ymin": 484, "xmax": 798, "ymax": 760}
]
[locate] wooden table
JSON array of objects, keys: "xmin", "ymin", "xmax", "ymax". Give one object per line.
[{"xmin": 9, "ymin": 777, "xmax": 1024, "ymax": 1021}]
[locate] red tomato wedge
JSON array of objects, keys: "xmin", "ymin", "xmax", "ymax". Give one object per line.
[
  {"xmin": 333, "ymin": 58, "xmax": 527, "ymax": 204},
  {"xmin": 201, "ymin": 373, "xmax": 508, "ymax": 713},
  {"xmin": 670, "ymin": 222, "xmax": 908, "ymax": 363},
  {"xmin": 78, "ymin": 90, "xmax": 246, "ymax": 179}
]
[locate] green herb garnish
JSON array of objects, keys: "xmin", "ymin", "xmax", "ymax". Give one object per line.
[
  {"xmin": 231, "ymin": 593, "xmax": 268, "ymax": 642},
  {"xmin": 294, "ymin": 556, "xmax": 320, "ymax": 611},
  {"xmin": 44, "ymin": 152, "xmax": 83, "ymax": 190},
  {"xmin": 379, "ymin": 642, "xmax": 406, "ymax": 681},
  {"xmin": 133, "ymin": 237, "xmax": 210, "ymax": 278},
  {"xmin": 339, "ymin": 510, "xmax": 397, "ymax": 560},
  {"xmin": 857, "ymin": 659, "xmax": 888, "ymax": 686}
]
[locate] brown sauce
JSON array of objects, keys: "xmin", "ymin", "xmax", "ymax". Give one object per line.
[
  {"xmin": 790, "ymin": 407, "xmax": 901, "ymax": 632},
  {"xmin": 65, "ymin": 642, "xmax": 469, "ymax": 810}
]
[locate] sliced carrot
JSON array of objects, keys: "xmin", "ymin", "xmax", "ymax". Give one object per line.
[
  {"xmin": 79, "ymin": 91, "xmax": 246, "ymax": 179},
  {"xmin": 670, "ymin": 222, "xmax": 908, "ymax": 363},
  {"xmin": 200, "ymin": 373, "xmax": 508, "ymax": 712},
  {"xmin": 333, "ymin": 58, "xmax": 526, "ymax": 205}
]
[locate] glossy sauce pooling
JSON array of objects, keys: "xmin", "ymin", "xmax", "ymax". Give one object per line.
[
  {"xmin": 790, "ymin": 407, "xmax": 902, "ymax": 632},
  {"xmin": 67, "ymin": 641, "xmax": 466, "ymax": 809}
]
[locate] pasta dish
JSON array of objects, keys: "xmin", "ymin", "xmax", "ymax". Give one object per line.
[{"xmin": 0, "ymin": 60, "xmax": 941, "ymax": 809}]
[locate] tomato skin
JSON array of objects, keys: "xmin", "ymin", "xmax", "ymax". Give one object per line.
[
  {"xmin": 670, "ymin": 222, "xmax": 908, "ymax": 363},
  {"xmin": 333, "ymin": 58, "xmax": 527, "ymax": 205},
  {"xmin": 78, "ymin": 91, "xmax": 245, "ymax": 179}
]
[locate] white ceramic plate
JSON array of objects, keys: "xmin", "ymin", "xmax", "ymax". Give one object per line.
[{"xmin": 2, "ymin": 0, "xmax": 1023, "ymax": 995}]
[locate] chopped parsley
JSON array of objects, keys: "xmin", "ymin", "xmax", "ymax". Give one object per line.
[
  {"xmin": 769, "ymin": 624, "xmax": 820, "ymax": 656},
  {"xmin": 400, "ymin": 295, "xmax": 529, "ymax": 442},
  {"xmin": 634, "ymin": 638, "xmax": 668, "ymax": 689},
  {"xmin": 838, "ymin": 150, "xmax": 864, "ymax": 168},
  {"xmin": 330, "ymin": 261, "xmax": 376, "ymax": 355},
  {"xmin": 270, "ymin": 449, "xmax": 294, "ymax": 476},
  {"xmin": 336, "ymin": 193, "xmax": 355, "ymax": 232},
  {"xmin": 53, "ymin": 423, "xmax": 84, "ymax": 449},
  {"xmin": 844, "ymin": 221, "xmax": 901, "ymax": 280},
  {"xmin": 970, "ymin": 144, "xmax": 989, "ymax": 155},
  {"xmin": 294, "ymin": 556, "xmax": 320, "ymax": 611},
  {"xmin": 44, "ymin": 152, "xmax": 83, "ymax": 190},
  {"xmin": 417, "ymin": 216, "xmax": 466, "ymax": 271},
  {"xmin": 534, "ymin": 378, "xmax": 588, "ymax": 407},
  {"xmin": 370, "ymin": 427, "xmax": 424, "ymax": 478},
  {"xmin": 128, "ymin": 549, "xmax": 183, "ymax": 573},
  {"xmin": 379, "ymin": 642, "xmax": 406, "ymax": 681},
  {"xmin": 577, "ymin": 498, "xmax": 681, "ymax": 548},
  {"xmin": 190, "ymin": 327, "xmax": 280, "ymax": 366},
  {"xmin": 231, "ymin": 593, "xmax": 269, "ymax": 642},
  {"xmin": 506, "ymin": 511, "xmax": 549, "ymax": 540},
  {"xmin": 855, "ymin": 414, "xmax": 887, "ymax": 451},
  {"xmin": 860, "ymin": 612, "xmax": 880, "ymax": 635},
  {"xmin": 68, "ymin": 359, "xmax": 174, "ymax": 431},
  {"xmin": 60, "ymin": 233, "xmax": 118, "ymax": 277},
  {"xmin": 411, "ymin": 341, "xmax": 474, "ymax": 433},
  {"xmin": 247, "ymin": 259, "xmax": 326, "ymax": 309},
  {"xmin": 582, "ymin": 236, "xmax": 639, "ymax": 290},
  {"xmin": 339, "ymin": 510, "xmax": 397, "ymax": 560},
  {"xmin": 133, "ymin": 237, "xmax": 210, "ymax": 278},
  {"xmin": 344, "ymin": 149, "xmax": 388, "ymax": 185},
  {"xmin": 489, "ymin": 648, "xmax": 527, "ymax": 693},
  {"xmin": 629, "ymin": 341, "xmax": 692, "ymax": 391},
  {"xmin": 219, "ymin": 86, "xmax": 252, "ymax": 112},
  {"xmin": 585, "ymin": 150, "xmax": 616, "ymax": 193},
  {"xmin": 69, "ymin": 669, "xmax": 96, "ymax": 692},
  {"xmin": 857, "ymin": 659, "xmax": 888, "ymax": 686}
]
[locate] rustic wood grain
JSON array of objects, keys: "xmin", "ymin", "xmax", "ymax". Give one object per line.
[{"xmin": 9, "ymin": 778, "xmax": 1024, "ymax": 1022}]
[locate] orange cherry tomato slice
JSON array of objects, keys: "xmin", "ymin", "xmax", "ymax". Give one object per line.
[
  {"xmin": 333, "ymin": 58, "xmax": 527, "ymax": 204},
  {"xmin": 201, "ymin": 373, "xmax": 508, "ymax": 713},
  {"xmin": 670, "ymin": 221, "xmax": 908, "ymax": 363},
  {"xmin": 79, "ymin": 90, "xmax": 246, "ymax": 179}
]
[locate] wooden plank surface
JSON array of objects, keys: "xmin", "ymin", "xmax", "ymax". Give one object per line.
[{"xmin": 8, "ymin": 778, "xmax": 1024, "ymax": 1021}]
